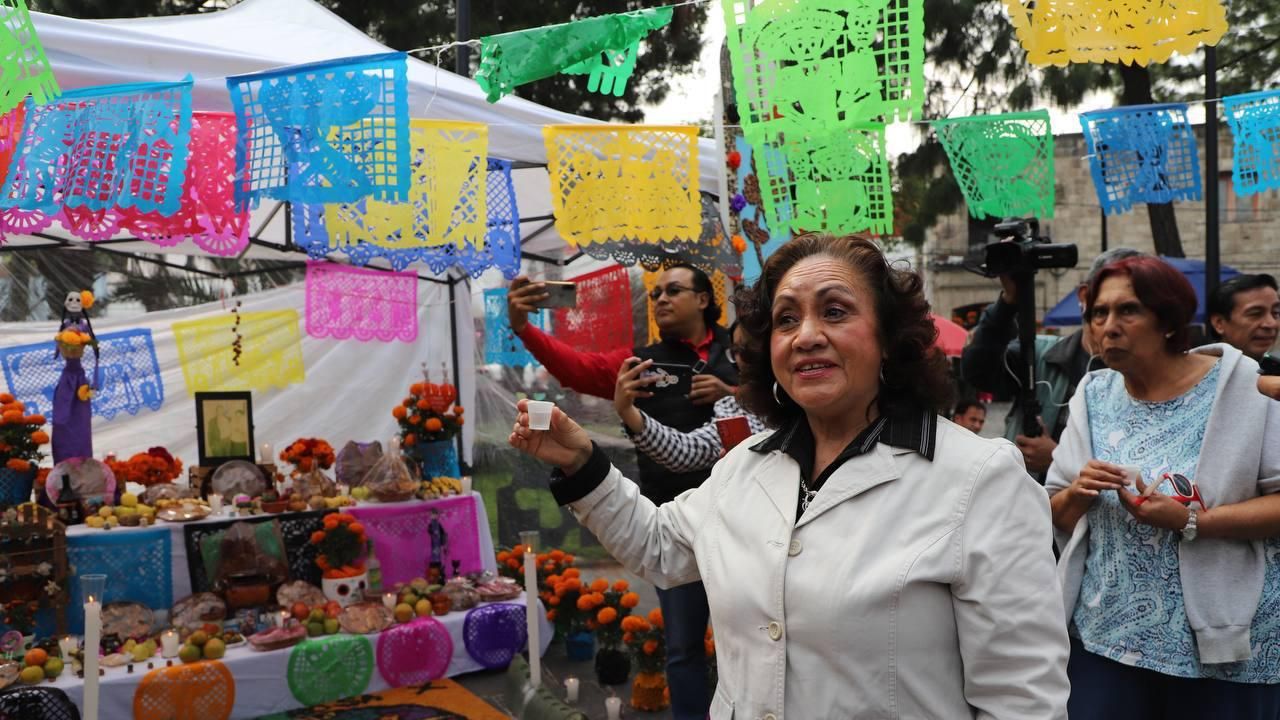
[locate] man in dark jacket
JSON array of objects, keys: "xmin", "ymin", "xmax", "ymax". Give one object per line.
[
  {"xmin": 507, "ymin": 263, "xmax": 734, "ymax": 719},
  {"xmin": 961, "ymin": 248, "xmax": 1143, "ymax": 475},
  {"xmin": 1207, "ymin": 273, "xmax": 1279, "ymax": 361}
]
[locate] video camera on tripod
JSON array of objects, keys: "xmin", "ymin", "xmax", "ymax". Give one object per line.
[{"xmin": 971, "ymin": 219, "xmax": 1078, "ymax": 438}]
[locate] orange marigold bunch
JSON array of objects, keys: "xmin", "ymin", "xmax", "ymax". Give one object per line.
[
  {"xmin": 588, "ymin": 578, "xmax": 637, "ymax": 650},
  {"xmin": 393, "ymin": 377, "xmax": 463, "ymax": 448},
  {"xmin": 312, "ymin": 513, "xmax": 367, "ymax": 579},
  {"xmin": 535, "ymin": 565, "xmax": 597, "ymax": 637},
  {"xmin": 280, "ymin": 438, "xmax": 336, "ymax": 472},
  {"xmin": 622, "ymin": 608, "xmax": 666, "ymax": 673},
  {"xmin": 0, "ymin": 394, "xmax": 48, "ymax": 474},
  {"xmin": 106, "ymin": 447, "xmax": 183, "ymax": 487}
]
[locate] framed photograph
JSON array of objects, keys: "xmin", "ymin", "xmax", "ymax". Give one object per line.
[{"xmin": 194, "ymin": 391, "xmax": 255, "ymax": 468}]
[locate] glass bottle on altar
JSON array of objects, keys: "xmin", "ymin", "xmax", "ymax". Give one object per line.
[
  {"xmin": 55, "ymin": 471, "xmax": 83, "ymax": 525},
  {"xmin": 366, "ymin": 538, "xmax": 382, "ymax": 593}
]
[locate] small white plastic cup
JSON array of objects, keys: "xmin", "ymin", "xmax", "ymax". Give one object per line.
[
  {"xmin": 1119, "ymin": 465, "xmax": 1142, "ymax": 487},
  {"xmin": 527, "ymin": 400, "xmax": 554, "ymax": 431}
]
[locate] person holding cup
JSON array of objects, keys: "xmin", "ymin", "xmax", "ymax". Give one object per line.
[
  {"xmin": 1048, "ymin": 257, "xmax": 1280, "ymax": 717},
  {"xmin": 614, "ymin": 322, "xmax": 768, "ymax": 473},
  {"xmin": 510, "ymin": 234, "xmax": 1070, "ymax": 719}
]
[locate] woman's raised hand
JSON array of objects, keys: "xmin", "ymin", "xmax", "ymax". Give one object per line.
[{"xmin": 509, "ymin": 398, "xmax": 594, "ymax": 474}]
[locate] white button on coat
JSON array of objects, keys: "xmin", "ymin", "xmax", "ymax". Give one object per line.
[
  {"xmin": 767, "ymin": 621, "xmax": 782, "ymax": 641},
  {"xmin": 788, "ymin": 538, "xmax": 802, "ymax": 556}
]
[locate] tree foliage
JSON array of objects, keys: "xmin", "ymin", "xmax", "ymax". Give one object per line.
[{"xmin": 31, "ymin": 0, "xmax": 709, "ymax": 122}]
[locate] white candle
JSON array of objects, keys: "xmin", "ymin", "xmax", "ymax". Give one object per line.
[
  {"xmin": 605, "ymin": 696, "xmax": 622, "ymax": 720},
  {"xmin": 277, "ymin": 611, "xmax": 290, "ymax": 628},
  {"xmin": 83, "ymin": 598, "xmax": 101, "ymax": 720},
  {"xmin": 260, "ymin": 443, "xmax": 273, "ymax": 464},
  {"xmin": 565, "ymin": 676, "xmax": 580, "ymax": 703},
  {"xmin": 58, "ymin": 635, "xmax": 76, "ymax": 660},
  {"xmin": 383, "ymin": 592, "xmax": 397, "ymax": 611},
  {"xmin": 160, "ymin": 630, "xmax": 179, "ymax": 658},
  {"xmin": 208, "ymin": 494, "xmax": 223, "ymax": 514},
  {"xmin": 524, "ymin": 548, "xmax": 540, "ymax": 687}
]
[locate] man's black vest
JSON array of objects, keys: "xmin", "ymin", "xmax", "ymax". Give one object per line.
[{"xmin": 631, "ymin": 324, "xmax": 739, "ymax": 505}]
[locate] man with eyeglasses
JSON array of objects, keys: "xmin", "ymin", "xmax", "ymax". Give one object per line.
[{"xmin": 507, "ymin": 263, "xmax": 737, "ymax": 719}]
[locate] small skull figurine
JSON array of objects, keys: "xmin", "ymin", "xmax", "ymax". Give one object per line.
[
  {"xmin": 64, "ymin": 291, "xmax": 83, "ymax": 314},
  {"xmin": 322, "ymin": 575, "xmax": 369, "ymax": 608}
]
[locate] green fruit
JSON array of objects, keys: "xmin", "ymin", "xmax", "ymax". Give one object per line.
[
  {"xmin": 43, "ymin": 658, "xmax": 64, "ymax": 678},
  {"xmin": 307, "ymin": 622, "xmax": 324, "ymax": 637},
  {"xmin": 131, "ymin": 644, "xmax": 151, "ymax": 663},
  {"xmin": 323, "ymin": 618, "xmax": 339, "ymax": 635},
  {"xmin": 202, "ymin": 638, "xmax": 226, "ymax": 660},
  {"xmin": 19, "ymin": 666, "xmax": 44, "ymax": 684},
  {"xmin": 178, "ymin": 644, "xmax": 202, "ymax": 664},
  {"xmin": 189, "ymin": 631, "xmax": 209, "ymax": 647},
  {"xmin": 123, "ymin": 639, "xmax": 137, "ymax": 653},
  {"xmin": 308, "ymin": 609, "xmax": 325, "ymax": 623}
]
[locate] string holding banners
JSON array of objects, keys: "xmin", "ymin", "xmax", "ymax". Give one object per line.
[
  {"xmin": 1222, "ymin": 89, "xmax": 1280, "ymax": 197},
  {"xmin": 544, "ymin": 125, "xmax": 701, "ymax": 248},
  {"xmin": 0, "ymin": 78, "xmax": 193, "ymax": 215},
  {"xmin": 227, "ymin": 53, "xmax": 410, "ymax": 212},
  {"xmin": 1080, "ymin": 103, "xmax": 1203, "ymax": 216},
  {"xmin": 724, "ymin": 0, "xmax": 925, "ymax": 134},
  {"xmin": 1002, "ymin": 0, "xmax": 1228, "ymax": 67},
  {"xmin": 933, "ymin": 109, "xmax": 1055, "ymax": 220},
  {"xmin": 0, "ymin": 0, "xmax": 60, "ymax": 115}
]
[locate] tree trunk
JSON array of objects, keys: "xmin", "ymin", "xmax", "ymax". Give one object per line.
[{"xmin": 1115, "ymin": 63, "xmax": 1186, "ymax": 258}]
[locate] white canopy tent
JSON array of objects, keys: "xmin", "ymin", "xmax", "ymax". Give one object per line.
[{"xmin": 16, "ymin": 0, "xmax": 724, "ymax": 263}]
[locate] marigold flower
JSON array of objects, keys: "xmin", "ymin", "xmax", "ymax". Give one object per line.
[
  {"xmin": 613, "ymin": 580, "xmax": 629, "ymax": 593},
  {"xmin": 424, "ymin": 418, "xmax": 443, "ymax": 432},
  {"xmin": 620, "ymin": 592, "xmax": 640, "ymax": 609},
  {"xmin": 5, "ymin": 458, "xmax": 31, "ymax": 472},
  {"xmin": 0, "ymin": 393, "xmax": 13, "ymax": 403},
  {"xmin": 76, "ymin": 385, "xmax": 93, "ymax": 402},
  {"xmin": 496, "ymin": 551, "xmax": 509, "ymax": 564},
  {"xmin": 589, "ymin": 578, "xmax": 609, "ymax": 593},
  {"xmin": 392, "ymin": 406, "xmax": 407, "ymax": 420},
  {"xmin": 563, "ymin": 568, "xmax": 580, "ymax": 579},
  {"xmin": 546, "ymin": 609, "xmax": 557, "ymax": 622},
  {"xmin": 1, "ymin": 410, "xmax": 21, "ymax": 424},
  {"xmin": 643, "ymin": 639, "xmax": 658, "ymax": 655},
  {"xmin": 597, "ymin": 607, "xmax": 617, "ymax": 624},
  {"xmin": 310, "ymin": 531, "xmax": 326, "ymax": 544},
  {"xmin": 576, "ymin": 595, "xmax": 594, "ymax": 611},
  {"xmin": 648, "ymin": 608, "xmax": 664, "ymax": 628}
]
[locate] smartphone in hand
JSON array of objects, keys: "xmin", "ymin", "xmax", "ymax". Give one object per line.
[
  {"xmin": 1260, "ymin": 354, "xmax": 1280, "ymax": 377},
  {"xmin": 532, "ymin": 281, "xmax": 577, "ymax": 309}
]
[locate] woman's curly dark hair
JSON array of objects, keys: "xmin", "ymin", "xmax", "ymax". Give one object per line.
[{"xmin": 734, "ymin": 234, "xmax": 955, "ymax": 428}]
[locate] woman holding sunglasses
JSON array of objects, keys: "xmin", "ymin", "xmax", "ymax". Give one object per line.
[{"xmin": 1048, "ymin": 256, "xmax": 1280, "ymax": 718}]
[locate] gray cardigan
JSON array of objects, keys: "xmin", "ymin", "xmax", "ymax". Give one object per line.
[{"xmin": 1046, "ymin": 344, "xmax": 1280, "ymax": 664}]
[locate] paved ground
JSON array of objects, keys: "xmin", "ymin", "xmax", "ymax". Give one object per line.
[{"xmin": 457, "ymin": 403, "xmax": 1014, "ymax": 718}]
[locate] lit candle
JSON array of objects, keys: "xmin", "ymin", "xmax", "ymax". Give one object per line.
[
  {"xmin": 338, "ymin": 483, "xmax": 350, "ymax": 497},
  {"xmin": 520, "ymin": 530, "xmax": 540, "ymax": 687},
  {"xmin": 383, "ymin": 592, "xmax": 397, "ymax": 611},
  {"xmin": 160, "ymin": 630, "xmax": 179, "ymax": 659},
  {"xmin": 565, "ymin": 676, "xmax": 580, "ymax": 703},
  {"xmin": 81, "ymin": 574, "xmax": 106, "ymax": 720},
  {"xmin": 208, "ymin": 494, "xmax": 223, "ymax": 514},
  {"xmin": 58, "ymin": 635, "xmax": 76, "ymax": 660},
  {"xmin": 605, "ymin": 696, "xmax": 622, "ymax": 720},
  {"xmin": 260, "ymin": 443, "xmax": 273, "ymax": 464},
  {"xmin": 277, "ymin": 610, "xmax": 290, "ymax": 628}
]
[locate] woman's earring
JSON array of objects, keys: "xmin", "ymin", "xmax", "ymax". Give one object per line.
[
  {"xmin": 773, "ymin": 382, "xmax": 783, "ymax": 405},
  {"xmin": 879, "ymin": 364, "xmax": 887, "ymax": 385},
  {"xmin": 1165, "ymin": 331, "xmax": 1175, "ymax": 339}
]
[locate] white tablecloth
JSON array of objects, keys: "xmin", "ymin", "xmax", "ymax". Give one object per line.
[
  {"xmin": 63, "ymin": 493, "xmax": 498, "ymax": 603},
  {"xmin": 49, "ymin": 594, "xmax": 551, "ymax": 719}
]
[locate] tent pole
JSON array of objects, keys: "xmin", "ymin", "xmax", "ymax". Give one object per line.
[
  {"xmin": 456, "ymin": 0, "xmax": 472, "ymax": 77},
  {"xmin": 1204, "ymin": 44, "xmax": 1221, "ymax": 304},
  {"xmin": 448, "ymin": 274, "xmax": 466, "ymax": 467}
]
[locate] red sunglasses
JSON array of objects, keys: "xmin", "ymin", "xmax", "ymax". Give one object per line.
[{"xmin": 1134, "ymin": 472, "xmax": 1206, "ymax": 510}]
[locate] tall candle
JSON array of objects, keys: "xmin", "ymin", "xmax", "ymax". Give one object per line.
[
  {"xmin": 524, "ymin": 547, "xmax": 540, "ymax": 687},
  {"xmin": 58, "ymin": 635, "xmax": 76, "ymax": 660},
  {"xmin": 160, "ymin": 630, "xmax": 179, "ymax": 659},
  {"xmin": 83, "ymin": 598, "xmax": 101, "ymax": 720},
  {"xmin": 565, "ymin": 676, "xmax": 580, "ymax": 703},
  {"xmin": 260, "ymin": 443, "xmax": 273, "ymax": 464}
]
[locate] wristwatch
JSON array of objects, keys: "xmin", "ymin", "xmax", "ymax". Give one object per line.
[{"xmin": 1181, "ymin": 507, "xmax": 1198, "ymax": 542}]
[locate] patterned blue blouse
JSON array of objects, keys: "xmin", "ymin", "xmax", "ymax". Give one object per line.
[{"xmin": 1073, "ymin": 363, "xmax": 1280, "ymax": 682}]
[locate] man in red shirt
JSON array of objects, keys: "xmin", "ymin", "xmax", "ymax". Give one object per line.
[{"xmin": 507, "ymin": 263, "xmax": 737, "ymax": 719}]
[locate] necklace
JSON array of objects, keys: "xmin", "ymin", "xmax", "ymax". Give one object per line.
[{"xmin": 799, "ymin": 477, "xmax": 818, "ymax": 514}]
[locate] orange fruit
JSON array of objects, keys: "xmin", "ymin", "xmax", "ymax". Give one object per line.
[{"xmin": 23, "ymin": 648, "xmax": 47, "ymax": 667}]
